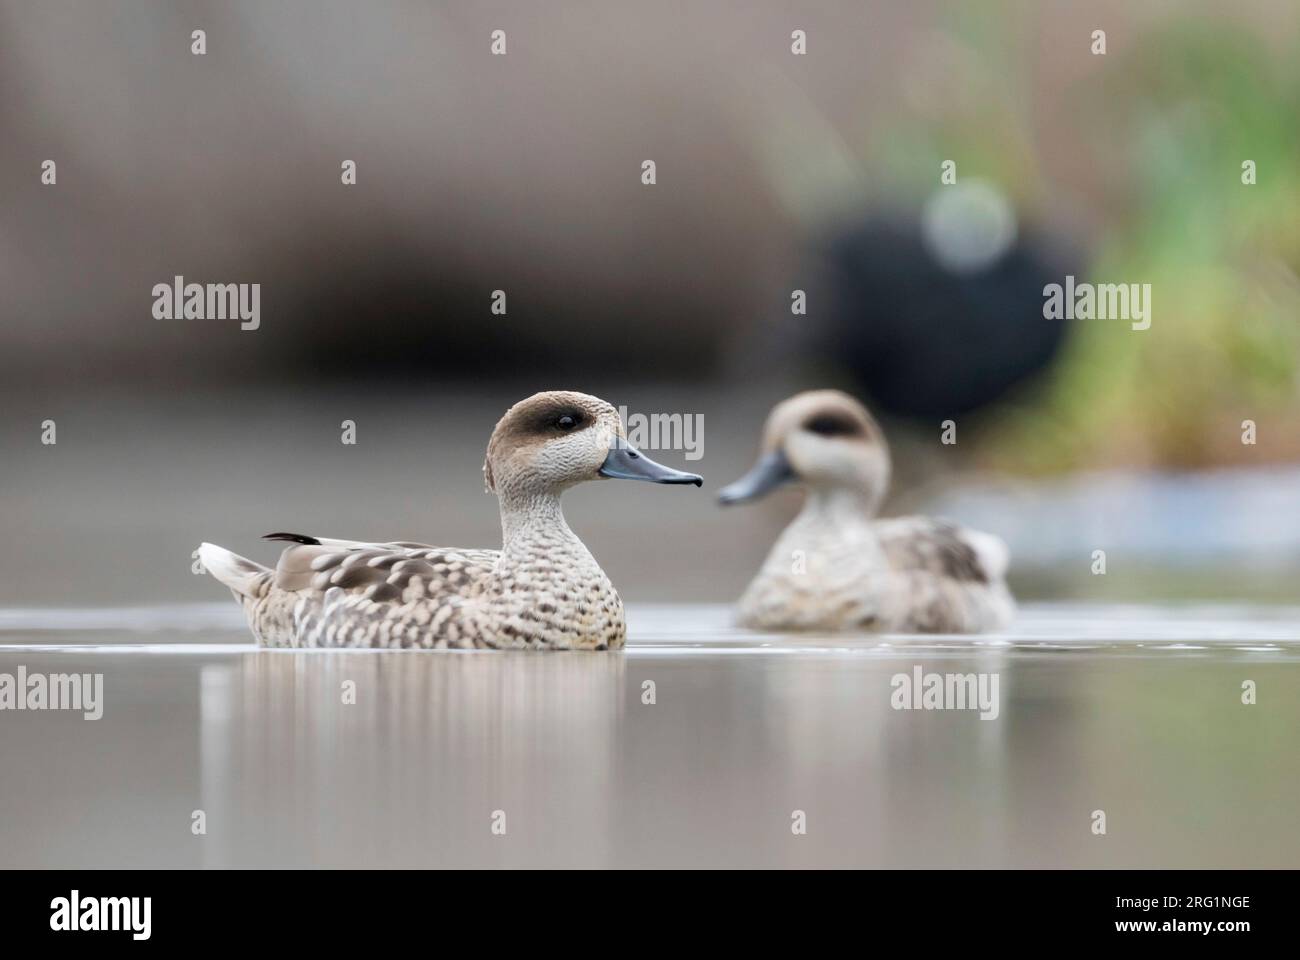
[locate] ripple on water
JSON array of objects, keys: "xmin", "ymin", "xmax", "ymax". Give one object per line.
[{"xmin": 0, "ymin": 603, "xmax": 1299, "ymax": 657}]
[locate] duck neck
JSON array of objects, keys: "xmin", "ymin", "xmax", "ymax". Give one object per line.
[
  {"xmin": 798, "ymin": 484, "xmax": 882, "ymax": 528},
  {"xmin": 496, "ymin": 489, "xmax": 600, "ymax": 573},
  {"xmin": 488, "ymin": 487, "xmax": 625, "ymax": 650},
  {"xmin": 764, "ymin": 484, "xmax": 884, "ymax": 577}
]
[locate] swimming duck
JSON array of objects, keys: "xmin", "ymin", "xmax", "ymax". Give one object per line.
[
  {"xmin": 199, "ymin": 391, "xmax": 702, "ymax": 649},
  {"xmin": 718, "ymin": 390, "xmax": 1014, "ymax": 633}
]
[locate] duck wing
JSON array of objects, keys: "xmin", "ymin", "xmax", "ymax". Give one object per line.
[
  {"xmin": 873, "ymin": 517, "xmax": 1008, "ymax": 583},
  {"xmin": 263, "ymin": 532, "xmax": 499, "ymax": 603}
]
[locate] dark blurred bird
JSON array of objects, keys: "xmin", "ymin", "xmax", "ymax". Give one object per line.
[{"xmin": 819, "ymin": 185, "xmax": 1074, "ymax": 419}]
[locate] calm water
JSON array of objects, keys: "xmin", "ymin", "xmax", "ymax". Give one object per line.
[{"xmin": 1, "ymin": 604, "xmax": 1297, "ymax": 868}]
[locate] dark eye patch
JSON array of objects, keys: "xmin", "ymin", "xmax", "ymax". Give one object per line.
[
  {"xmin": 533, "ymin": 408, "xmax": 589, "ymax": 434},
  {"xmin": 803, "ymin": 414, "xmax": 863, "ymax": 438}
]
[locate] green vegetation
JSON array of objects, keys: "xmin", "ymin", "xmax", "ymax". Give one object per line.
[{"xmin": 876, "ymin": 16, "xmax": 1300, "ymax": 473}]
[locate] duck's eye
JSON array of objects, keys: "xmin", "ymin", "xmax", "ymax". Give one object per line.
[
  {"xmin": 555, "ymin": 414, "xmax": 578, "ymax": 430},
  {"xmin": 804, "ymin": 414, "xmax": 861, "ymax": 437}
]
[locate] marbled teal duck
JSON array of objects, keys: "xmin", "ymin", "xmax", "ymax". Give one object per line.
[
  {"xmin": 199, "ymin": 391, "xmax": 702, "ymax": 649},
  {"xmin": 718, "ymin": 390, "xmax": 1013, "ymax": 633}
]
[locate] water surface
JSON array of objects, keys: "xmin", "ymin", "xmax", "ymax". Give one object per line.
[{"xmin": 1, "ymin": 604, "xmax": 1297, "ymax": 868}]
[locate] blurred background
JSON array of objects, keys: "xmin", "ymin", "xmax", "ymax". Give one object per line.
[{"xmin": 2, "ymin": 0, "xmax": 1298, "ymax": 606}]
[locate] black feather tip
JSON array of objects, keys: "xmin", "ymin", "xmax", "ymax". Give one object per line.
[{"xmin": 262, "ymin": 532, "xmax": 322, "ymax": 545}]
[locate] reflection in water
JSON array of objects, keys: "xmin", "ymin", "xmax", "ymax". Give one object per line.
[
  {"xmin": 1, "ymin": 605, "xmax": 1298, "ymax": 867},
  {"xmin": 201, "ymin": 652, "xmax": 626, "ymax": 867}
]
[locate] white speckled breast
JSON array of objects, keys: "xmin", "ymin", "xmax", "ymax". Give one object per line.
[{"xmin": 737, "ymin": 492, "xmax": 1015, "ymax": 634}]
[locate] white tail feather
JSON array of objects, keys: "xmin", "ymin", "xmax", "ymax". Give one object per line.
[
  {"xmin": 961, "ymin": 530, "xmax": 1010, "ymax": 581},
  {"xmin": 199, "ymin": 542, "xmax": 269, "ymax": 598}
]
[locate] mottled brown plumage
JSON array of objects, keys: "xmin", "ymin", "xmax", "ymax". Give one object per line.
[
  {"xmin": 719, "ymin": 390, "xmax": 1014, "ymax": 633},
  {"xmin": 199, "ymin": 390, "xmax": 701, "ymax": 649}
]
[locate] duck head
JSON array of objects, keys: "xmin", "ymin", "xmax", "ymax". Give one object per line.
[
  {"xmin": 718, "ymin": 390, "xmax": 890, "ymax": 510},
  {"xmin": 483, "ymin": 390, "xmax": 703, "ymax": 497}
]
